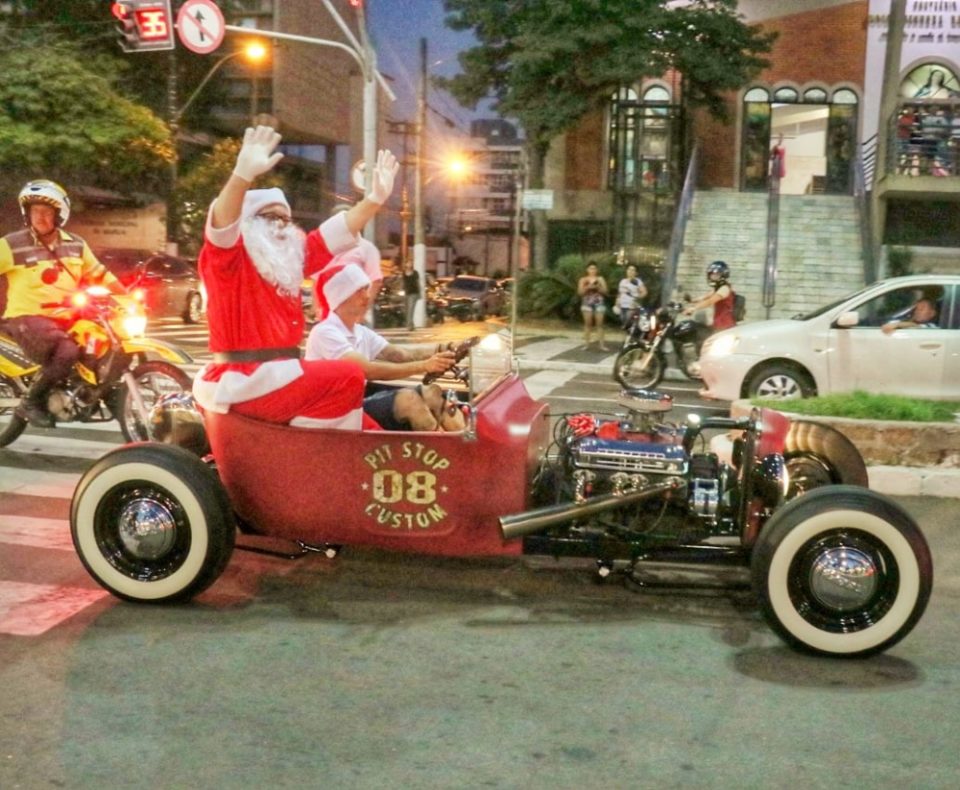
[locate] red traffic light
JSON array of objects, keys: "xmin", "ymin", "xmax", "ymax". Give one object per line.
[
  {"xmin": 111, "ymin": 0, "xmax": 174, "ymax": 53},
  {"xmin": 111, "ymin": 1, "xmax": 131, "ymax": 20}
]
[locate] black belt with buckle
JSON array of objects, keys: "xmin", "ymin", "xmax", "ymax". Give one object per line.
[{"xmin": 212, "ymin": 347, "xmax": 300, "ymax": 363}]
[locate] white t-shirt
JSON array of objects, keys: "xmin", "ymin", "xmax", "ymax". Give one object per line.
[
  {"xmin": 617, "ymin": 276, "xmax": 645, "ymax": 310},
  {"xmin": 304, "ymin": 312, "xmax": 388, "ymax": 362}
]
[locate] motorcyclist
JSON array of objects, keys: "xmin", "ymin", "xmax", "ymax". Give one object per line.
[
  {"xmin": 683, "ymin": 260, "xmax": 736, "ymax": 331},
  {"xmin": 0, "ymin": 180, "xmax": 124, "ymax": 427}
]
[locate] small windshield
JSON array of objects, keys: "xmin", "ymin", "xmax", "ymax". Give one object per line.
[
  {"xmin": 797, "ymin": 283, "xmax": 879, "ymax": 320},
  {"xmin": 450, "ymin": 277, "xmax": 486, "ymax": 292}
]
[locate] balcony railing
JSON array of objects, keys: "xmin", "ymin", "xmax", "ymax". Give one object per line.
[{"xmin": 888, "ymin": 102, "xmax": 960, "ymax": 178}]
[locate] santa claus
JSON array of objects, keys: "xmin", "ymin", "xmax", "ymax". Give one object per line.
[{"xmin": 192, "ymin": 125, "xmax": 398, "ymax": 428}]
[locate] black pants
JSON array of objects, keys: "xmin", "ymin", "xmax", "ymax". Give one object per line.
[{"xmin": 3, "ymin": 315, "xmax": 80, "ymax": 400}]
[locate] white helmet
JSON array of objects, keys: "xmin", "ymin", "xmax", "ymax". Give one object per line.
[{"xmin": 19, "ymin": 179, "xmax": 71, "ymax": 227}]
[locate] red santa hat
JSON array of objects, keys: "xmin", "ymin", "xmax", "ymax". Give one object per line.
[
  {"xmin": 241, "ymin": 188, "xmax": 290, "ymax": 222},
  {"xmin": 315, "ymin": 263, "xmax": 371, "ymax": 320},
  {"xmin": 328, "ymin": 237, "xmax": 383, "ymax": 282}
]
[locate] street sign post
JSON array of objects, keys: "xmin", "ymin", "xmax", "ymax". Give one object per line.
[
  {"xmin": 521, "ymin": 189, "xmax": 554, "ymax": 210},
  {"xmin": 176, "ymin": 0, "xmax": 226, "ymax": 55}
]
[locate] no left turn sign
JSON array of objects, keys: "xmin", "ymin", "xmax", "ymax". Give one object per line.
[{"xmin": 176, "ymin": 0, "xmax": 225, "ymax": 55}]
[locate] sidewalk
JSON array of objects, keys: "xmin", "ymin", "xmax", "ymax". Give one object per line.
[{"xmin": 390, "ymin": 318, "xmax": 960, "ymax": 498}]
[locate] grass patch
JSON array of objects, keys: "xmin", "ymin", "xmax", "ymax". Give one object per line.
[{"xmin": 753, "ymin": 391, "xmax": 960, "ymax": 423}]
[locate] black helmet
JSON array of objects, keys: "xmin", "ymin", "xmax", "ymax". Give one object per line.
[{"xmin": 706, "ymin": 260, "xmax": 730, "ymax": 285}]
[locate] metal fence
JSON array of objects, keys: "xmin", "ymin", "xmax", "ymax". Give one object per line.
[{"xmin": 889, "ymin": 103, "xmax": 960, "ymax": 178}]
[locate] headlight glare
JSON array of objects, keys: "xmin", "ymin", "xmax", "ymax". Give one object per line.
[{"xmin": 703, "ymin": 333, "xmax": 739, "ymax": 358}]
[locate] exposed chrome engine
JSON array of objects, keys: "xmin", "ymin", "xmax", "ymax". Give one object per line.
[{"xmin": 536, "ymin": 388, "xmax": 749, "ymax": 530}]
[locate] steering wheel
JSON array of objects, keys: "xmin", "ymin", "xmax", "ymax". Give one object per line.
[{"xmin": 422, "ymin": 335, "xmax": 480, "ymax": 385}]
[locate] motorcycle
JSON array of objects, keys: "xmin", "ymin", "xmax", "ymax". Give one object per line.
[
  {"xmin": 613, "ymin": 301, "xmax": 712, "ymax": 389},
  {"xmin": 69, "ymin": 335, "xmax": 932, "ymax": 658},
  {"xmin": 0, "ymin": 284, "xmax": 193, "ymax": 447}
]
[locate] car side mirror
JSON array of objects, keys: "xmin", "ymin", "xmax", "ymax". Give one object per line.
[{"xmin": 835, "ymin": 311, "xmax": 860, "ymax": 328}]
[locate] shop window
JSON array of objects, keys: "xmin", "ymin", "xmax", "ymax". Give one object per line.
[
  {"xmin": 741, "ymin": 102, "xmax": 771, "ymax": 190},
  {"xmin": 608, "ymin": 87, "xmax": 639, "ymax": 190},
  {"xmin": 832, "ymin": 88, "xmax": 859, "ymax": 105},
  {"xmin": 608, "ymin": 85, "xmax": 675, "ymax": 193},
  {"xmin": 744, "ymin": 87, "xmax": 769, "ymax": 102},
  {"xmin": 804, "ymin": 88, "xmax": 828, "ymax": 103},
  {"xmin": 643, "ymin": 86, "xmax": 670, "ymax": 103},
  {"xmin": 826, "ymin": 105, "xmax": 856, "ymax": 193},
  {"xmin": 773, "ymin": 87, "xmax": 798, "ymax": 103}
]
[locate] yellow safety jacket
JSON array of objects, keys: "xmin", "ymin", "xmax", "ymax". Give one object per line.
[{"xmin": 0, "ymin": 227, "xmax": 120, "ymax": 318}]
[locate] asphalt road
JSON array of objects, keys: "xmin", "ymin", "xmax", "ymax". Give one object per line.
[{"xmin": 2, "ymin": 317, "xmax": 958, "ymax": 788}]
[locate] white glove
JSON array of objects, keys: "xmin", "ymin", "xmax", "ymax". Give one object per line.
[
  {"xmin": 233, "ymin": 125, "xmax": 284, "ymax": 182},
  {"xmin": 366, "ymin": 149, "xmax": 399, "ymax": 205}
]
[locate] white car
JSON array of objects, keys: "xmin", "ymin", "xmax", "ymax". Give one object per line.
[{"xmin": 699, "ymin": 275, "xmax": 960, "ymax": 401}]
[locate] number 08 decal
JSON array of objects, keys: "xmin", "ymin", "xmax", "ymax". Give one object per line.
[
  {"xmin": 372, "ymin": 470, "xmax": 437, "ymax": 505},
  {"xmin": 362, "ymin": 441, "xmax": 452, "ymax": 531}
]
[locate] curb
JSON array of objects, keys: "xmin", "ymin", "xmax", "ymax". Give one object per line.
[{"xmin": 867, "ymin": 465, "xmax": 960, "ymax": 498}]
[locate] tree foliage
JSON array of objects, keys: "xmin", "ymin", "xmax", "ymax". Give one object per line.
[
  {"xmin": 0, "ymin": 42, "xmax": 173, "ymax": 192},
  {"xmin": 440, "ymin": 0, "xmax": 775, "ymax": 156},
  {"xmin": 0, "ymin": 1, "xmax": 241, "ymax": 122}
]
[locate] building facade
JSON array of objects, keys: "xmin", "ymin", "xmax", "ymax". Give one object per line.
[{"xmin": 543, "ymin": 0, "xmax": 960, "ymax": 268}]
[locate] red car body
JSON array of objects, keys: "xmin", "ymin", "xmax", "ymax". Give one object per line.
[{"xmin": 206, "ymin": 374, "xmax": 549, "ymax": 556}]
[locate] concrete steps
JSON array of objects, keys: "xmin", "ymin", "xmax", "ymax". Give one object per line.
[{"xmin": 675, "ymin": 191, "xmax": 865, "ymax": 320}]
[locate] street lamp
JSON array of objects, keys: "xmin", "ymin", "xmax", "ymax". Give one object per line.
[
  {"xmin": 167, "ymin": 42, "xmax": 267, "ymax": 250},
  {"xmin": 409, "ymin": 151, "xmax": 472, "ymax": 327},
  {"xmin": 245, "ymin": 42, "xmax": 268, "ymax": 123},
  {"xmin": 224, "ymin": 0, "xmax": 396, "ymax": 244},
  {"xmin": 172, "ymin": 42, "xmax": 266, "ymax": 128}
]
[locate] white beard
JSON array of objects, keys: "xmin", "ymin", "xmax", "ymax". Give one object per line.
[{"xmin": 242, "ymin": 218, "xmax": 306, "ymax": 297}]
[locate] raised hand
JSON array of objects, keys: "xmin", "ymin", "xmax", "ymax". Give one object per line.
[
  {"xmin": 233, "ymin": 126, "xmax": 284, "ymax": 183},
  {"xmin": 367, "ymin": 149, "xmax": 399, "ymax": 205}
]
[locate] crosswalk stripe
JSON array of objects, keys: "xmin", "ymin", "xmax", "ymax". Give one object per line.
[
  {"xmin": 0, "ymin": 467, "xmax": 80, "ymax": 498},
  {"xmin": 0, "ymin": 580, "xmax": 108, "ymax": 636},
  {"xmin": 0, "ymin": 417, "xmax": 122, "ymax": 434},
  {"xmin": 0, "ymin": 515, "xmax": 73, "ymax": 551},
  {"xmin": 0, "ymin": 432, "xmax": 120, "ymax": 460}
]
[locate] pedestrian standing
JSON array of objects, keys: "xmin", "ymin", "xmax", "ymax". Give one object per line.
[
  {"xmin": 616, "ymin": 263, "xmax": 647, "ymax": 330},
  {"xmin": 402, "ymin": 260, "xmax": 421, "ymax": 330},
  {"xmin": 577, "ymin": 262, "xmax": 609, "ymax": 350}
]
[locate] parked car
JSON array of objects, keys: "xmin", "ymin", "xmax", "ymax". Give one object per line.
[
  {"xmin": 96, "ymin": 249, "xmax": 204, "ymax": 324},
  {"xmin": 699, "ymin": 274, "xmax": 960, "ymax": 401},
  {"xmin": 444, "ymin": 275, "xmax": 506, "ymax": 321}
]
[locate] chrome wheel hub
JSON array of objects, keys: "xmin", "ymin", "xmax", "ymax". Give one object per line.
[
  {"xmin": 809, "ymin": 546, "xmax": 878, "ymax": 611},
  {"xmin": 117, "ymin": 498, "xmax": 178, "ymax": 560}
]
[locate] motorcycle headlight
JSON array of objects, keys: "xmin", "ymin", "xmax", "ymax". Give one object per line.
[
  {"xmin": 702, "ymin": 333, "xmax": 739, "ymax": 358},
  {"xmin": 121, "ymin": 313, "xmax": 147, "ymax": 338}
]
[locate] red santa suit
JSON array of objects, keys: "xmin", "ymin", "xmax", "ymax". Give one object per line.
[{"xmin": 193, "ymin": 188, "xmax": 365, "ymax": 429}]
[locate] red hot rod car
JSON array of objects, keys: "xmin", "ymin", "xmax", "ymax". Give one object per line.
[{"xmin": 70, "ymin": 333, "xmax": 932, "ymax": 658}]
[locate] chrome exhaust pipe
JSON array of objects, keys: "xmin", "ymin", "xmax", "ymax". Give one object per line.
[{"xmin": 500, "ymin": 478, "xmax": 683, "ymax": 541}]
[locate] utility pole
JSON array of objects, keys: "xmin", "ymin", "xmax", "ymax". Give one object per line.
[
  {"xmin": 387, "ymin": 120, "xmax": 417, "ymax": 266},
  {"xmin": 166, "ymin": 47, "xmax": 178, "ymax": 254},
  {"xmin": 871, "ymin": 0, "xmax": 907, "ymax": 274},
  {"xmin": 413, "ymin": 37, "xmax": 427, "ymax": 328}
]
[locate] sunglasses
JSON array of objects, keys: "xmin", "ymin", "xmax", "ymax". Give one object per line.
[{"xmin": 255, "ymin": 212, "xmax": 294, "ymax": 228}]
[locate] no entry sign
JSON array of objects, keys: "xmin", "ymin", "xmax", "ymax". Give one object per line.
[{"xmin": 176, "ymin": 0, "xmax": 225, "ymax": 55}]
